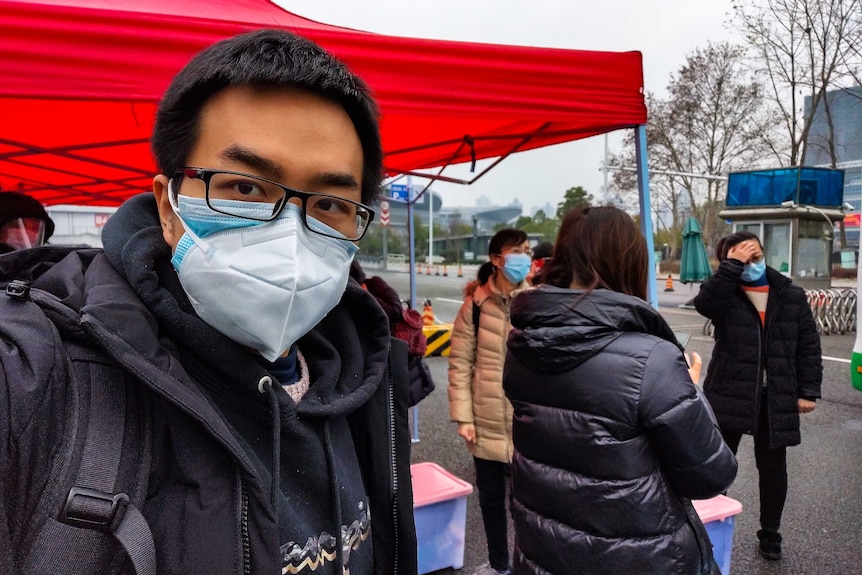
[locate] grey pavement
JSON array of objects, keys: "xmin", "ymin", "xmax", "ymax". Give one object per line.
[{"xmin": 368, "ymin": 267, "xmax": 862, "ymax": 575}]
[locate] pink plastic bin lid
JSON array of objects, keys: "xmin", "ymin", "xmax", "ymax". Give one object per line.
[
  {"xmin": 692, "ymin": 495, "xmax": 743, "ymax": 523},
  {"xmin": 411, "ymin": 462, "xmax": 474, "ymax": 507}
]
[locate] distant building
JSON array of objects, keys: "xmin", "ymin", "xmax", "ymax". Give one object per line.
[
  {"xmin": 379, "ymin": 186, "xmax": 522, "ymax": 232},
  {"xmin": 531, "ymin": 202, "xmax": 555, "ymax": 218},
  {"xmin": 45, "ymin": 204, "xmax": 117, "ymax": 248},
  {"xmin": 804, "ymin": 86, "xmax": 862, "ymax": 249}
]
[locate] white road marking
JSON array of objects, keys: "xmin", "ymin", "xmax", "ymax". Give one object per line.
[{"xmin": 823, "ymin": 356, "xmax": 851, "ymax": 364}]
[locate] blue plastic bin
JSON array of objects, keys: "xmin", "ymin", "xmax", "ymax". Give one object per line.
[
  {"xmin": 411, "ymin": 462, "xmax": 474, "ymax": 575},
  {"xmin": 693, "ymin": 495, "xmax": 744, "ymax": 575}
]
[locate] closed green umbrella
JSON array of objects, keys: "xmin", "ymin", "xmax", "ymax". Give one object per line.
[{"xmin": 679, "ymin": 216, "xmax": 713, "ymax": 284}]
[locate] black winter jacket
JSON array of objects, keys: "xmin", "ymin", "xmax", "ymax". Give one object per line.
[
  {"xmin": 694, "ymin": 260, "xmax": 822, "ymax": 448},
  {"xmin": 0, "ymin": 195, "xmax": 417, "ymax": 575},
  {"xmin": 504, "ymin": 286, "xmax": 737, "ymax": 575}
]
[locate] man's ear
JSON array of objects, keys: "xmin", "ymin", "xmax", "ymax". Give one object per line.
[{"xmin": 153, "ymin": 174, "xmax": 180, "ymax": 249}]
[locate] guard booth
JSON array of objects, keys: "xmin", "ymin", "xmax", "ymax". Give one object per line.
[{"xmin": 719, "ymin": 167, "xmax": 848, "ymax": 290}]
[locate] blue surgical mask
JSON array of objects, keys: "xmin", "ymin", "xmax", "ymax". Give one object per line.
[
  {"xmin": 501, "ymin": 253, "xmax": 531, "ymax": 284},
  {"xmin": 740, "ymin": 260, "xmax": 766, "ymax": 282},
  {"xmin": 171, "ymin": 195, "xmax": 265, "ymax": 238}
]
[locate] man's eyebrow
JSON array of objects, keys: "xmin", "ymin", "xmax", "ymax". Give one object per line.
[
  {"xmin": 219, "ymin": 146, "xmax": 359, "ymax": 191},
  {"xmin": 313, "ymin": 171, "xmax": 360, "ymax": 191},
  {"xmin": 220, "ymin": 145, "xmax": 284, "ymax": 180}
]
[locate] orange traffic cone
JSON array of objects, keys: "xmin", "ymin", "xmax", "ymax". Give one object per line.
[
  {"xmin": 425, "ymin": 264, "xmax": 431, "ymax": 276},
  {"xmin": 664, "ymin": 274, "xmax": 675, "ymax": 292},
  {"xmin": 434, "ymin": 265, "xmax": 440, "ymax": 276},
  {"xmin": 457, "ymin": 264, "xmax": 463, "ymax": 278},
  {"xmin": 443, "ymin": 264, "xmax": 448, "ymax": 277},
  {"xmin": 422, "ymin": 299, "xmax": 435, "ymax": 326}
]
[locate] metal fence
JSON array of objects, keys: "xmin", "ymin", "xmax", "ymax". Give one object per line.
[
  {"xmin": 806, "ymin": 288, "xmax": 857, "ymax": 335},
  {"xmin": 700, "ymin": 288, "xmax": 857, "ymax": 337}
]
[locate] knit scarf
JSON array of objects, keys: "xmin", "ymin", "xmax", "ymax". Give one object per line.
[{"xmin": 741, "ymin": 273, "xmax": 769, "ymax": 326}]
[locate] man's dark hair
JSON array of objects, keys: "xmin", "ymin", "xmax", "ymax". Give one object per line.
[
  {"xmin": 151, "ymin": 29, "xmax": 382, "ymax": 205},
  {"xmin": 532, "ymin": 241, "xmax": 553, "ymax": 261},
  {"xmin": 477, "ymin": 228, "xmax": 529, "ymax": 285},
  {"xmin": 716, "ymin": 231, "xmax": 761, "ymax": 262},
  {"xmin": 544, "ymin": 206, "xmax": 647, "ymax": 300}
]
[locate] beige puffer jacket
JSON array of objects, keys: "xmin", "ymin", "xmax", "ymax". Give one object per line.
[{"xmin": 448, "ymin": 276, "xmax": 526, "ymax": 462}]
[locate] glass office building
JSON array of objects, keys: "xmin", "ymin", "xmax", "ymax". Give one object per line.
[{"xmin": 805, "ymin": 87, "xmax": 862, "ymax": 249}]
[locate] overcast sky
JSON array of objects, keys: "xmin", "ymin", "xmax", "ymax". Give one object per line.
[{"xmin": 276, "ymin": 0, "xmax": 739, "ymax": 214}]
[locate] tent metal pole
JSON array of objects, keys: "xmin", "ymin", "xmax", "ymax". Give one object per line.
[
  {"xmin": 405, "ymin": 179, "xmax": 421, "ymax": 443},
  {"xmin": 407, "ymin": 182, "xmax": 417, "ymax": 310},
  {"xmin": 635, "ymin": 124, "xmax": 658, "ymax": 309}
]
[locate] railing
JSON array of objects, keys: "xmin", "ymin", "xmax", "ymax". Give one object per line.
[
  {"xmin": 806, "ymin": 289, "xmax": 857, "ymax": 335},
  {"xmin": 701, "ymin": 288, "xmax": 857, "ymax": 337}
]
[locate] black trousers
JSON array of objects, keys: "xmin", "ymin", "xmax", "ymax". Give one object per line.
[
  {"xmin": 473, "ymin": 456, "xmax": 511, "ymax": 571},
  {"xmin": 720, "ymin": 397, "xmax": 788, "ymax": 532}
]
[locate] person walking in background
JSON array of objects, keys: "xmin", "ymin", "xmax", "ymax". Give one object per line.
[
  {"xmin": 350, "ymin": 259, "xmax": 435, "ymax": 407},
  {"xmin": 694, "ymin": 231, "xmax": 822, "ymax": 561},
  {"xmin": 527, "ymin": 241, "xmax": 553, "ymax": 286},
  {"xmin": 448, "ymin": 228, "xmax": 532, "ymax": 575},
  {"xmin": 0, "ymin": 191, "xmax": 55, "ymax": 253},
  {"xmin": 504, "ymin": 206, "xmax": 737, "ymax": 575}
]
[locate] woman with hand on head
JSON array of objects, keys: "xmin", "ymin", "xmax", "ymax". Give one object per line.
[
  {"xmin": 448, "ymin": 228, "xmax": 532, "ymax": 575},
  {"xmin": 504, "ymin": 206, "xmax": 736, "ymax": 575},
  {"xmin": 694, "ymin": 231, "xmax": 822, "ymax": 561}
]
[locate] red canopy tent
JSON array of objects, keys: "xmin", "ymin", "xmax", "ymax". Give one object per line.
[{"xmin": 0, "ymin": 0, "xmax": 646, "ymax": 207}]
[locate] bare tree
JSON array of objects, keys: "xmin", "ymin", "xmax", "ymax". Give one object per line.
[
  {"xmin": 611, "ymin": 42, "xmax": 769, "ymax": 250},
  {"xmin": 732, "ymin": 0, "xmax": 861, "ymax": 167},
  {"xmin": 665, "ymin": 42, "xmax": 769, "ymax": 242}
]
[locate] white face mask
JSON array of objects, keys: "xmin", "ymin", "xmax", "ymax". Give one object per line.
[{"xmin": 169, "ymin": 193, "xmax": 359, "ymax": 361}]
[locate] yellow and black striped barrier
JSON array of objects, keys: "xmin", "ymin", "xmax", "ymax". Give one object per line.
[{"xmin": 423, "ymin": 323, "xmax": 452, "ymax": 357}]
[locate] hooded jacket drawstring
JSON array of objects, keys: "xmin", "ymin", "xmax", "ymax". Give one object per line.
[
  {"xmin": 258, "ymin": 376, "xmax": 281, "ymax": 512},
  {"xmin": 259, "ymin": 376, "xmax": 345, "ymax": 571},
  {"xmin": 323, "ymin": 421, "xmax": 345, "ymax": 573}
]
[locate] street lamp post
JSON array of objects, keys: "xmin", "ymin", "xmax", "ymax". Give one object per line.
[
  {"xmin": 471, "ymin": 215, "xmax": 479, "ymax": 257},
  {"xmin": 779, "ymin": 200, "xmax": 856, "ymax": 283},
  {"xmin": 780, "ymin": 200, "xmax": 852, "ymax": 247}
]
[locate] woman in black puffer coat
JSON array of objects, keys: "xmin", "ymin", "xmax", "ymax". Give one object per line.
[
  {"xmin": 694, "ymin": 231, "xmax": 822, "ymax": 561},
  {"xmin": 503, "ymin": 206, "xmax": 737, "ymax": 575}
]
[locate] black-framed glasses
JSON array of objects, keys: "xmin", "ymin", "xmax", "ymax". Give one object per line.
[{"xmin": 174, "ymin": 167, "xmax": 375, "ymax": 241}]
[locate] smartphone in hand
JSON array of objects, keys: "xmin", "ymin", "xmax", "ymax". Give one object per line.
[{"xmin": 673, "ymin": 330, "xmax": 692, "ymax": 348}]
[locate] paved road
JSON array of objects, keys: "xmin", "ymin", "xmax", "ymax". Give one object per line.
[{"xmin": 367, "ymin": 266, "xmax": 862, "ymax": 575}]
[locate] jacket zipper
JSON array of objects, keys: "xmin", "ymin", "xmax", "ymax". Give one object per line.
[
  {"xmin": 240, "ymin": 479, "xmax": 251, "ymax": 575},
  {"xmin": 741, "ymin": 286, "xmax": 765, "ymax": 435},
  {"xmin": 759, "ymin": 292, "xmax": 781, "ymax": 444},
  {"xmin": 503, "ymin": 310, "xmax": 513, "ymax": 461},
  {"xmin": 386, "ymin": 344, "xmax": 400, "ymax": 574},
  {"xmin": 754, "ymin": 319, "xmax": 764, "ymax": 433}
]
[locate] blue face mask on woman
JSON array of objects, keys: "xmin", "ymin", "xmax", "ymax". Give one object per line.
[
  {"xmin": 740, "ymin": 260, "xmax": 766, "ymax": 282},
  {"xmin": 501, "ymin": 253, "xmax": 532, "ymax": 284}
]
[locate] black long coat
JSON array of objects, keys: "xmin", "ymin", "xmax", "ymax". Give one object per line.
[{"xmin": 694, "ymin": 260, "xmax": 822, "ymax": 448}]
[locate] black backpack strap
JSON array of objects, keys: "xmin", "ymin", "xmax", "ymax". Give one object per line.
[
  {"xmin": 60, "ymin": 366, "xmax": 156, "ymax": 575},
  {"xmin": 472, "ymin": 301, "xmax": 481, "ymax": 338},
  {"xmin": 11, "ymin": 283, "xmax": 156, "ymax": 575}
]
